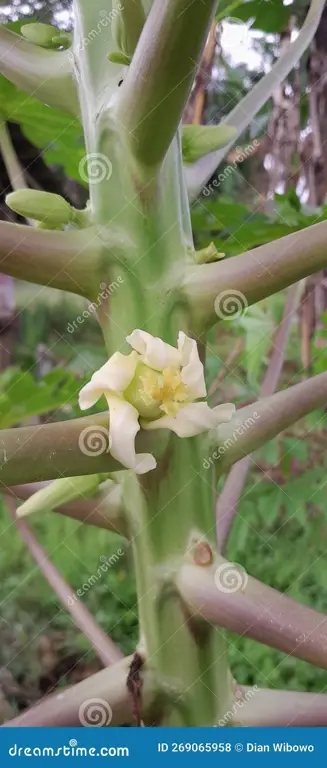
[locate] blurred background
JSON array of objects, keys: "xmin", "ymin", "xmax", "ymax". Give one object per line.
[{"xmin": 0, "ymin": 0, "xmax": 327, "ymax": 721}]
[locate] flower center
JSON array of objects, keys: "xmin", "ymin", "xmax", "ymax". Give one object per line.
[
  {"xmin": 124, "ymin": 364, "xmax": 189, "ymax": 419},
  {"xmin": 141, "ymin": 366, "xmax": 189, "ymax": 417}
]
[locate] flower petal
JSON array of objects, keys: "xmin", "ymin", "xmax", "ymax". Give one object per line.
[
  {"xmin": 126, "ymin": 329, "xmax": 181, "ymax": 371},
  {"xmin": 79, "ymin": 351, "xmax": 138, "ymax": 410},
  {"xmin": 107, "ymin": 394, "xmax": 156, "ymax": 474},
  {"xmin": 142, "ymin": 401, "xmax": 233, "ymax": 438},
  {"xmin": 178, "ymin": 331, "xmax": 206, "ymax": 399},
  {"xmin": 213, "ymin": 403, "xmax": 236, "ymax": 423}
]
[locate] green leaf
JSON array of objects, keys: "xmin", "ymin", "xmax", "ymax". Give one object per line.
[
  {"xmin": 282, "ymin": 437, "xmax": 308, "ymax": 463},
  {"xmin": 258, "ymin": 486, "xmax": 283, "ymax": 525},
  {"xmin": 0, "ymin": 367, "xmax": 86, "ymax": 428},
  {"xmin": 233, "ymin": 0, "xmax": 292, "ymax": 34},
  {"xmin": 256, "ymin": 440, "xmax": 280, "ymax": 466},
  {"xmin": 0, "ymin": 76, "xmax": 85, "ymax": 184}
]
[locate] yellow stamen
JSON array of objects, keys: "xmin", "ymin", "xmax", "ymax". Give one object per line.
[{"xmin": 140, "ymin": 366, "xmax": 189, "ymax": 418}]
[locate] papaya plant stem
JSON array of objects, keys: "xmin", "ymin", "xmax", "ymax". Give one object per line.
[
  {"xmin": 0, "ymin": 222, "xmax": 103, "ymax": 298},
  {"xmin": 117, "ymin": 0, "xmax": 218, "ymax": 167},
  {"xmin": 183, "ymin": 220, "xmax": 327, "ymax": 331},
  {"xmin": 212, "ymin": 370, "xmax": 327, "ymax": 471},
  {"xmin": 217, "ymin": 282, "xmax": 302, "ymax": 549},
  {"xmin": 3, "ymin": 0, "xmax": 325, "ymax": 730},
  {"xmin": 72, "ymin": 0, "xmax": 233, "ymax": 722},
  {"xmin": 177, "ymin": 559, "xmax": 327, "ymax": 670},
  {"xmin": 4, "ymin": 656, "xmax": 161, "ymax": 727},
  {"xmin": 121, "ymin": 446, "xmax": 233, "ymax": 727},
  {"xmin": 7, "ymin": 498, "xmax": 123, "ymax": 667},
  {"xmin": 0, "ymin": 411, "xmax": 167, "ymax": 485},
  {"xmin": 235, "ymin": 687, "xmax": 327, "ymax": 727}
]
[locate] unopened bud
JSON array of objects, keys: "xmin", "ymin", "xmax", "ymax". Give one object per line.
[
  {"xmin": 111, "ymin": 0, "xmax": 145, "ymax": 58},
  {"xmin": 21, "ymin": 23, "xmax": 70, "ymax": 50},
  {"xmin": 108, "ymin": 51, "xmax": 131, "ymax": 66},
  {"xmin": 182, "ymin": 125, "xmax": 237, "ymax": 164},
  {"xmin": 16, "ymin": 474, "xmax": 108, "ymax": 519},
  {"xmin": 194, "ymin": 243, "xmax": 225, "ymax": 264},
  {"xmin": 6, "ymin": 190, "xmax": 73, "ymax": 226}
]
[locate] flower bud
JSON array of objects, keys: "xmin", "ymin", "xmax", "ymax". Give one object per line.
[
  {"xmin": 194, "ymin": 243, "xmax": 225, "ymax": 264},
  {"xmin": 6, "ymin": 190, "xmax": 74, "ymax": 226},
  {"xmin": 108, "ymin": 51, "xmax": 131, "ymax": 66},
  {"xmin": 21, "ymin": 23, "xmax": 69, "ymax": 50},
  {"xmin": 111, "ymin": 0, "xmax": 145, "ymax": 58},
  {"xmin": 16, "ymin": 475, "xmax": 108, "ymax": 519},
  {"xmin": 182, "ymin": 125, "xmax": 237, "ymax": 164}
]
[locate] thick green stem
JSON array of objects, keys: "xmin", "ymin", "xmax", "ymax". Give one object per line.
[
  {"xmin": 116, "ymin": 0, "xmax": 218, "ymax": 167},
  {"xmin": 182, "ymin": 220, "xmax": 327, "ymax": 330},
  {"xmin": 73, "ymin": 0, "xmax": 121, "ymax": 122},
  {"xmin": 121, "ymin": 438, "xmax": 233, "ymax": 726},
  {"xmin": 70, "ymin": 0, "xmax": 233, "ymax": 729},
  {"xmin": 73, "ymin": 1, "xmax": 192, "ymax": 357},
  {"xmin": 0, "ymin": 27, "xmax": 79, "ymax": 116}
]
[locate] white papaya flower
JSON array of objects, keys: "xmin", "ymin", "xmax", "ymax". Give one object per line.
[{"xmin": 79, "ymin": 330, "xmax": 235, "ymax": 474}]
